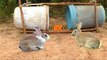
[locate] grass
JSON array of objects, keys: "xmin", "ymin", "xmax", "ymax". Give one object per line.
[{"xmin": 0, "ymin": 17, "xmax": 13, "ymax": 24}]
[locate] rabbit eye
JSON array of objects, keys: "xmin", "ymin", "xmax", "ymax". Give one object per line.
[
  {"xmin": 75, "ymin": 30, "xmax": 77, "ymax": 33},
  {"xmin": 44, "ymin": 35, "xmax": 47, "ymax": 37}
]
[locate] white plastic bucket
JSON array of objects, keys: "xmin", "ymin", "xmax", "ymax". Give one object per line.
[{"xmin": 13, "ymin": 6, "xmax": 49, "ymax": 30}]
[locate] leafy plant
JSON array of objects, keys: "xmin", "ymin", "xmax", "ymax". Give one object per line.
[{"xmin": 0, "ymin": 0, "xmax": 17, "ymax": 23}]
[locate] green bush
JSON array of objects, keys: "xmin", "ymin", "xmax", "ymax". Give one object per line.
[
  {"xmin": 105, "ymin": 8, "xmax": 107, "ymax": 21},
  {"xmin": 0, "ymin": 0, "xmax": 17, "ymax": 23}
]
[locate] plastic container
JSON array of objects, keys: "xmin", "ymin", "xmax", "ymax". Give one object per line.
[
  {"xmin": 13, "ymin": 6, "xmax": 49, "ymax": 30},
  {"xmin": 66, "ymin": 5, "xmax": 106, "ymax": 29}
]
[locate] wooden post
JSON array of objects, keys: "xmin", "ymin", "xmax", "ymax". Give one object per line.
[
  {"xmin": 22, "ymin": 28, "xmax": 96, "ymax": 33},
  {"xmin": 27, "ymin": 2, "xmax": 99, "ymax": 6},
  {"xmin": 94, "ymin": 0, "xmax": 99, "ymax": 31},
  {"xmin": 18, "ymin": 0, "xmax": 26, "ymax": 33},
  {"xmin": 45, "ymin": 6, "xmax": 49, "ymax": 31}
]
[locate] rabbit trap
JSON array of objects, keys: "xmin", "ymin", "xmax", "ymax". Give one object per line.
[{"xmin": 17, "ymin": 0, "xmax": 99, "ymax": 33}]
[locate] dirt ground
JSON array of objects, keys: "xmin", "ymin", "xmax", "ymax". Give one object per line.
[{"xmin": 0, "ymin": 22, "xmax": 107, "ymax": 60}]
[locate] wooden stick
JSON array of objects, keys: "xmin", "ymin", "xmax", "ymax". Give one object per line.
[
  {"xmin": 45, "ymin": 6, "xmax": 49, "ymax": 31},
  {"xmin": 20, "ymin": 28, "xmax": 96, "ymax": 34},
  {"xmin": 94, "ymin": 0, "xmax": 99, "ymax": 31},
  {"xmin": 18, "ymin": 0, "xmax": 26, "ymax": 33},
  {"xmin": 27, "ymin": 2, "xmax": 99, "ymax": 6}
]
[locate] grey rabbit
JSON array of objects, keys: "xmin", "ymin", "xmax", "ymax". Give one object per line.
[
  {"xmin": 71, "ymin": 22, "xmax": 101, "ymax": 49},
  {"xmin": 19, "ymin": 27, "xmax": 50, "ymax": 51}
]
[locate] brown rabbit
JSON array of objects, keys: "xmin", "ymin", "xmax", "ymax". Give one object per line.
[
  {"xmin": 71, "ymin": 22, "xmax": 101, "ymax": 49},
  {"xmin": 19, "ymin": 27, "xmax": 50, "ymax": 51}
]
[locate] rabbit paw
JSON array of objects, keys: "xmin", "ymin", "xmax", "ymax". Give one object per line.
[
  {"xmin": 30, "ymin": 46, "xmax": 40, "ymax": 51},
  {"xmin": 77, "ymin": 43, "xmax": 84, "ymax": 48},
  {"xmin": 39, "ymin": 46, "xmax": 44, "ymax": 49},
  {"xmin": 78, "ymin": 44, "xmax": 84, "ymax": 48}
]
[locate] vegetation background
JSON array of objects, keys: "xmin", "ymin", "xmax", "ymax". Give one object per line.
[{"xmin": 0, "ymin": 0, "xmax": 106, "ymax": 23}]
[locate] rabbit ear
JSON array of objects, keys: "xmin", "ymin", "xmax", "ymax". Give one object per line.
[
  {"xmin": 76, "ymin": 22, "xmax": 82, "ymax": 30},
  {"xmin": 33, "ymin": 26, "xmax": 43, "ymax": 36}
]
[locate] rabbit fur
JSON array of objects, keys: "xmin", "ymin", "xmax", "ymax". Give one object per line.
[
  {"xmin": 71, "ymin": 22, "xmax": 101, "ymax": 49},
  {"xmin": 19, "ymin": 27, "xmax": 50, "ymax": 51}
]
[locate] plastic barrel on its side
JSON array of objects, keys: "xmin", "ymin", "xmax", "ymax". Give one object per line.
[
  {"xmin": 66, "ymin": 5, "xmax": 106, "ymax": 30},
  {"xmin": 13, "ymin": 6, "xmax": 49, "ymax": 30}
]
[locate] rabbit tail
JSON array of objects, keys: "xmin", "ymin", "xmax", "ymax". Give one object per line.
[{"xmin": 19, "ymin": 42, "xmax": 30, "ymax": 51}]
